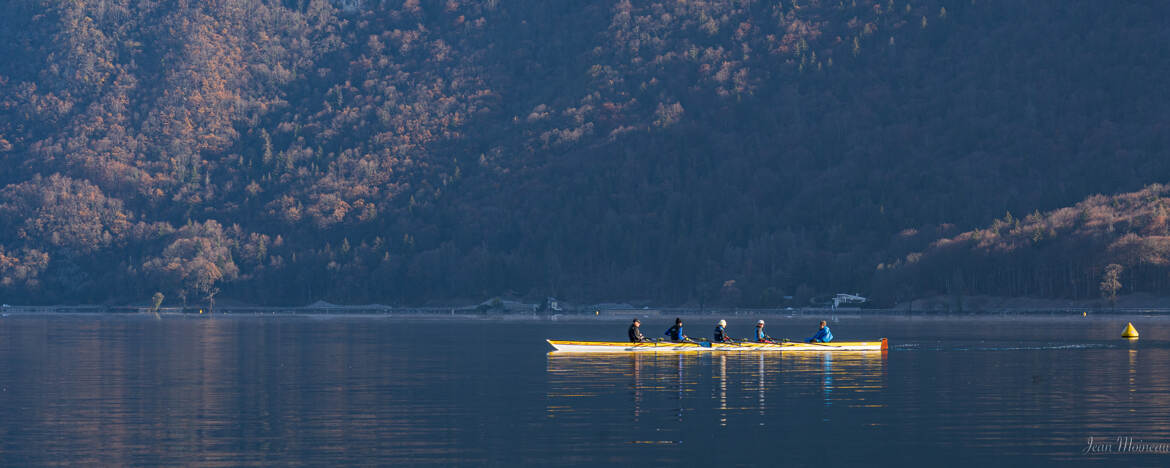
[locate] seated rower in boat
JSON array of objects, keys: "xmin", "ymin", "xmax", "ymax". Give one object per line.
[
  {"xmin": 664, "ymin": 317, "xmax": 688, "ymax": 342},
  {"xmin": 628, "ymin": 319, "xmax": 650, "ymax": 343},
  {"xmin": 755, "ymin": 320, "xmax": 776, "ymax": 344},
  {"xmin": 714, "ymin": 320, "xmax": 733, "ymax": 343},
  {"xmin": 807, "ymin": 320, "xmax": 833, "ymax": 343}
]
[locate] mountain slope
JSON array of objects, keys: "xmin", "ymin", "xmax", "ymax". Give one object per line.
[{"xmin": 0, "ymin": 0, "xmax": 1168, "ymax": 305}]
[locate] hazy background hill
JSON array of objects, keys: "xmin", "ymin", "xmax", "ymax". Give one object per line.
[{"xmin": 1, "ymin": 0, "xmax": 1168, "ymax": 307}]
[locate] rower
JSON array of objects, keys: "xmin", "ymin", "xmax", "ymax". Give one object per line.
[
  {"xmin": 755, "ymin": 320, "xmax": 774, "ymax": 343},
  {"xmin": 714, "ymin": 320, "xmax": 732, "ymax": 342},
  {"xmin": 628, "ymin": 319, "xmax": 650, "ymax": 343},
  {"xmin": 665, "ymin": 317, "xmax": 687, "ymax": 342},
  {"xmin": 806, "ymin": 320, "xmax": 834, "ymax": 343}
]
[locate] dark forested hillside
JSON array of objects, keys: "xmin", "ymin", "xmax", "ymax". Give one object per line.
[{"xmin": 0, "ymin": 0, "xmax": 1168, "ymax": 306}]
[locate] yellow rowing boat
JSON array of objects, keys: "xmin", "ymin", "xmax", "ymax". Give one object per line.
[{"xmin": 546, "ymin": 338, "xmax": 887, "ymax": 353}]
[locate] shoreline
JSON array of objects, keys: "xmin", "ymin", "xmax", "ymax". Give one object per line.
[
  {"xmin": 9, "ymin": 292, "xmax": 1170, "ymax": 320},
  {"xmin": 10, "ymin": 293, "xmax": 1170, "ymax": 317},
  {"xmin": 4, "ymin": 309, "xmax": 1170, "ymax": 322}
]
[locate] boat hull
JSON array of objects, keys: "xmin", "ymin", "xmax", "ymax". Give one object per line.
[{"xmin": 546, "ymin": 339, "xmax": 887, "ymax": 353}]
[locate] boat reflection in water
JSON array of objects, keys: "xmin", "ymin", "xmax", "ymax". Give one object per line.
[{"xmin": 546, "ymin": 350, "xmax": 887, "ymax": 429}]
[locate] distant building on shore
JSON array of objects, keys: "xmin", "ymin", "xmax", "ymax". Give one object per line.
[{"xmin": 832, "ymin": 293, "xmax": 868, "ymax": 309}]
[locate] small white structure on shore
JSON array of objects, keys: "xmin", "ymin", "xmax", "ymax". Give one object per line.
[{"xmin": 832, "ymin": 293, "xmax": 867, "ymax": 309}]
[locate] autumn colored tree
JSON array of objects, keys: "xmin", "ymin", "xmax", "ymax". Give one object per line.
[
  {"xmin": 1100, "ymin": 264, "xmax": 1123, "ymax": 307},
  {"xmin": 144, "ymin": 221, "xmax": 239, "ymax": 307}
]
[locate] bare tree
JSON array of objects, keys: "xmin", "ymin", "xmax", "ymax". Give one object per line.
[{"xmin": 1100, "ymin": 264, "xmax": 1123, "ymax": 308}]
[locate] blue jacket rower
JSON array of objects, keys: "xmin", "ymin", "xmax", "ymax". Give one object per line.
[
  {"xmin": 665, "ymin": 317, "xmax": 686, "ymax": 342},
  {"xmin": 807, "ymin": 321, "xmax": 833, "ymax": 343},
  {"xmin": 755, "ymin": 320, "xmax": 773, "ymax": 343}
]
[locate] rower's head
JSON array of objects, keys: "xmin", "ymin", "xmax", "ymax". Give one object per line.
[
  {"xmin": 718, "ymin": 319, "xmax": 727, "ymax": 327},
  {"xmin": 632, "ymin": 318, "xmax": 640, "ymax": 326},
  {"xmin": 756, "ymin": 320, "xmax": 765, "ymax": 328},
  {"xmin": 675, "ymin": 317, "xmax": 683, "ymax": 325},
  {"xmin": 819, "ymin": 320, "xmax": 827, "ymax": 328}
]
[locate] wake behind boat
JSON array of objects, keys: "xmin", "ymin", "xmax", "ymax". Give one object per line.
[{"xmin": 546, "ymin": 338, "xmax": 888, "ymax": 353}]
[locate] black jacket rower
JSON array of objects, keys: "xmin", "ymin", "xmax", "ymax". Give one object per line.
[{"xmin": 628, "ymin": 319, "xmax": 649, "ymax": 343}]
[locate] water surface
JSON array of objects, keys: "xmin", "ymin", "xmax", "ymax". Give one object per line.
[{"xmin": 1, "ymin": 314, "xmax": 1168, "ymax": 466}]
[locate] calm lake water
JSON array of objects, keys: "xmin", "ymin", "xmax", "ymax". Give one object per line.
[{"xmin": 1, "ymin": 314, "xmax": 1169, "ymax": 466}]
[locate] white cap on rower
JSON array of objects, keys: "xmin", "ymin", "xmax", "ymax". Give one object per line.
[
  {"xmin": 718, "ymin": 320, "xmax": 727, "ymax": 327},
  {"xmin": 757, "ymin": 320, "xmax": 765, "ymax": 325}
]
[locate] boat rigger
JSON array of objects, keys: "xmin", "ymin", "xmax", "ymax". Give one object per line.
[{"xmin": 546, "ymin": 339, "xmax": 888, "ymax": 353}]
